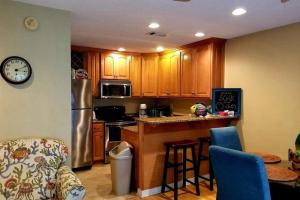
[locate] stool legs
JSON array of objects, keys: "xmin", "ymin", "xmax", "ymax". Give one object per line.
[
  {"xmin": 161, "ymin": 146, "xmax": 170, "ymax": 193},
  {"xmin": 161, "ymin": 144, "xmax": 200, "ymax": 199},
  {"xmin": 173, "ymin": 148, "xmax": 178, "ymax": 200},
  {"xmin": 182, "ymin": 147, "xmax": 187, "ymax": 188},
  {"xmin": 191, "ymin": 146, "xmax": 200, "ymax": 195}
]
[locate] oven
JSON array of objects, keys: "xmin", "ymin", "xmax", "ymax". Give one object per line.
[
  {"xmin": 104, "ymin": 122, "xmax": 136, "ymax": 163},
  {"xmin": 94, "ymin": 106, "xmax": 136, "ymax": 164},
  {"xmin": 104, "ymin": 124, "xmax": 121, "ymax": 164}
]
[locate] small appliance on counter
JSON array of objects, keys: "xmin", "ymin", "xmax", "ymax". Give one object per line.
[
  {"xmin": 94, "ymin": 106, "xmax": 136, "ymax": 164},
  {"xmin": 147, "ymin": 105, "xmax": 171, "ymax": 117},
  {"xmin": 139, "ymin": 104, "xmax": 147, "ymax": 118}
]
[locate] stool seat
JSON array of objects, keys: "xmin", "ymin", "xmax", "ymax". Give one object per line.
[{"xmin": 164, "ymin": 140, "xmax": 198, "ymax": 148}]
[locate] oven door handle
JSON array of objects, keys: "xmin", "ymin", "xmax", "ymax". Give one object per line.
[{"xmin": 105, "ymin": 124, "xmax": 123, "ymax": 128}]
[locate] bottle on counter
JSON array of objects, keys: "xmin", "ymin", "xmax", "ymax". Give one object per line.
[{"xmin": 139, "ymin": 104, "xmax": 147, "ymax": 118}]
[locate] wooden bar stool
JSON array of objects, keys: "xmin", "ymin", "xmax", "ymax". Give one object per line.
[
  {"xmin": 197, "ymin": 137, "xmax": 214, "ymax": 191},
  {"xmin": 161, "ymin": 140, "xmax": 200, "ymax": 200}
]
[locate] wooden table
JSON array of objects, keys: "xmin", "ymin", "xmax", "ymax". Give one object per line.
[{"xmin": 267, "ymin": 161, "xmax": 300, "ymax": 200}]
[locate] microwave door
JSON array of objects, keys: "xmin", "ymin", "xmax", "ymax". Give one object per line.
[{"xmin": 101, "ymin": 82, "xmax": 131, "ymax": 98}]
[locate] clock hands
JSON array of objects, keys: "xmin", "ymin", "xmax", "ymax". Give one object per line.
[{"xmin": 18, "ymin": 66, "xmax": 27, "ymax": 70}]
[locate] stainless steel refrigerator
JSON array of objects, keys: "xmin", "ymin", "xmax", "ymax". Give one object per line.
[{"xmin": 71, "ymin": 79, "xmax": 93, "ymax": 169}]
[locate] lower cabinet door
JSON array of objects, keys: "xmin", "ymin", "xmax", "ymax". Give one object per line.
[{"xmin": 93, "ymin": 131, "xmax": 104, "ymax": 161}]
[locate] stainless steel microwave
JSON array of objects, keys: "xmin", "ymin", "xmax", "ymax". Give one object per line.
[{"xmin": 100, "ymin": 80, "xmax": 132, "ymax": 98}]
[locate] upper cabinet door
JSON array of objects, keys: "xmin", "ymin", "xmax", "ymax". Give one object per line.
[
  {"xmin": 85, "ymin": 52, "xmax": 100, "ymax": 97},
  {"xmin": 158, "ymin": 52, "xmax": 181, "ymax": 97},
  {"xmin": 130, "ymin": 55, "xmax": 142, "ymax": 97},
  {"xmin": 158, "ymin": 55, "xmax": 170, "ymax": 96},
  {"xmin": 169, "ymin": 52, "xmax": 181, "ymax": 96},
  {"xmin": 141, "ymin": 55, "xmax": 158, "ymax": 96},
  {"xmin": 115, "ymin": 55, "xmax": 130, "ymax": 80},
  {"xmin": 180, "ymin": 49, "xmax": 196, "ymax": 97},
  {"xmin": 194, "ymin": 44, "xmax": 212, "ymax": 98},
  {"xmin": 101, "ymin": 53, "xmax": 115, "ymax": 79}
]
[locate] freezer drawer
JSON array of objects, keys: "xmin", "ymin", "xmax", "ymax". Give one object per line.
[{"xmin": 72, "ymin": 109, "xmax": 93, "ymax": 168}]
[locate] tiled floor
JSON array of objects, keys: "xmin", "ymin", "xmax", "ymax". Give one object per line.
[{"xmin": 76, "ymin": 163, "xmax": 217, "ymax": 200}]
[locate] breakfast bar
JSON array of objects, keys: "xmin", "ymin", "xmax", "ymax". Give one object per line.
[{"xmin": 121, "ymin": 115, "xmax": 238, "ymax": 197}]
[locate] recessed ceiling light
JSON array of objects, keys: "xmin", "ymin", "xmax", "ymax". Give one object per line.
[
  {"xmin": 118, "ymin": 47, "xmax": 125, "ymax": 52},
  {"xmin": 194, "ymin": 32, "xmax": 205, "ymax": 37},
  {"xmin": 149, "ymin": 22, "xmax": 160, "ymax": 29},
  {"xmin": 232, "ymin": 8, "xmax": 247, "ymax": 16},
  {"xmin": 156, "ymin": 46, "xmax": 164, "ymax": 52}
]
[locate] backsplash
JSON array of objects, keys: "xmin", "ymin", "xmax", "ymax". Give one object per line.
[
  {"xmin": 93, "ymin": 98, "xmax": 211, "ymax": 115},
  {"xmin": 159, "ymin": 99, "xmax": 211, "ymax": 114},
  {"xmin": 93, "ymin": 98, "xmax": 156, "ymax": 114}
]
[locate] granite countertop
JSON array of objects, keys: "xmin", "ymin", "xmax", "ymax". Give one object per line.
[
  {"xmin": 122, "ymin": 125, "xmax": 138, "ymax": 133},
  {"xmin": 137, "ymin": 114, "xmax": 238, "ymax": 125}
]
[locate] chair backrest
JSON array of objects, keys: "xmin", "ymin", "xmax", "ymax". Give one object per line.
[
  {"xmin": 0, "ymin": 138, "xmax": 68, "ymax": 199},
  {"xmin": 209, "ymin": 146, "xmax": 271, "ymax": 200},
  {"xmin": 210, "ymin": 126, "xmax": 243, "ymax": 151}
]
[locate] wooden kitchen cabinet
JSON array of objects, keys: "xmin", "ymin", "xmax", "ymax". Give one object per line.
[
  {"xmin": 180, "ymin": 39, "xmax": 225, "ymax": 98},
  {"xmin": 194, "ymin": 44, "xmax": 212, "ymax": 97},
  {"xmin": 101, "ymin": 53, "xmax": 130, "ymax": 80},
  {"xmin": 129, "ymin": 55, "xmax": 142, "ymax": 96},
  {"xmin": 93, "ymin": 122, "xmax": 104, "ymax": 161},
  {"xmin": 85, "ymin": 52, "xmax": 101, "ymax": 97},
  {"xmin": 181, "ymin": 49, "xmax": 197, "ymax": 97},
  {"xmin": 141, "ymin": 54, "xmax": 159, "ymax": 96},
  {"xmin": 158, "ymin": 51, "xmax": 181, "ymax": 96}
]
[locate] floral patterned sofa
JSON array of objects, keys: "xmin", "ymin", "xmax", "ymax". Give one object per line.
[{"xmin": 0, "ymin": 138, "xmax": 85, "ymax": 200}]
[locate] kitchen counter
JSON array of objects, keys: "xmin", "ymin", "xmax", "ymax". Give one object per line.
[
  {"xmin": 137, "ymin": 114, "xmax": 238, "ymax": 125},
  {"xmin": 121, "ymin": 115, "xmax": 238, "ymax": 197},
  {"xmin": 122, "ymin": 125, "xmax": 138, "ymax": 133}
]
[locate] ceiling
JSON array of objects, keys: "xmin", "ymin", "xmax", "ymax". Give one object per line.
[{"xmin": 15, "ymin": 0, "xmax": 300, "ymax": 52}]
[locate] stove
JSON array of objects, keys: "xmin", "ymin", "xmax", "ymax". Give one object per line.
[{"xmin": 94, "ymin": 106, "xmax": 136, "ymax": 163}]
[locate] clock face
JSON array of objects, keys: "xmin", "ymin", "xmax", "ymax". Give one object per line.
[{"xmin": 0, "ymin": 56, "xmax": 32, "ymax": 84}]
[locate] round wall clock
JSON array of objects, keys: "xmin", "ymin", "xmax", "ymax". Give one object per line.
[
  {"xmin": 0, "ymin": 56, "xmax": 32, "ymax": 84},
  {"xmin": 24, "ymin": 16, "xmax": 39, "ymax": 31}
]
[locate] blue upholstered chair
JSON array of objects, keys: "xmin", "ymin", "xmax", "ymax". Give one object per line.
[
  {"xmin": 210, "ymin": 126, "xmax": 243, "ymax": 151},
  {"xmin": 209, "ymin": 146, "xmax": 271, "ymax": 200}
]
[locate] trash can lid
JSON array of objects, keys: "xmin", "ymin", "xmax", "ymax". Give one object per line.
[{"xmin": 109, "ymin": 141, "xmax": 133, "ymax": 159}]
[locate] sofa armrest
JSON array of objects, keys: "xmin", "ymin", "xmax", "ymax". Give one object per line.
[{"xmin": 56, "ymin": 165, "xmax": 86, "ymax": 200}]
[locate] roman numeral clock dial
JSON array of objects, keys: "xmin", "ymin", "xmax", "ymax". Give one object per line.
[{"xmin": 0, "ymin": 56, "xmax": 32, "ymax": 84}]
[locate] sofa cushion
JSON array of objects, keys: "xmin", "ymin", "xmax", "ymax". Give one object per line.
[{"xmin": 0, "ymin": 138, "xmax": 68, "ymax": 199}]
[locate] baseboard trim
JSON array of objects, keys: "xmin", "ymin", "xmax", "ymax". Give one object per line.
[{"xmin": 137, "ymin": 175, "xmax": 209, "ymax": 198}]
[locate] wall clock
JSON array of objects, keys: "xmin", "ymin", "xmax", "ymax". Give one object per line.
[
  {"xmin": 0, "ymin": 56, "xmax": 32, "ymax": 84},
  {"xmin": 24, "ymin": 16, "xmax": 39, "ymax": 31}
]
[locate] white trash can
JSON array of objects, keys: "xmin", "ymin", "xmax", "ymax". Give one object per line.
[{"xmin": 109, "ymin": 141, "xmax": 133, "ymax": 195}]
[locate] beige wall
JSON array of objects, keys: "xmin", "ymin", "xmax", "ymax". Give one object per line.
[
  {"xmin": 225, "ymin": 22, "xmax": 300, "ymax": 159},
  {"xmin": 0, "ymin": 1, "xmax": 71, "ymax": 159}
]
